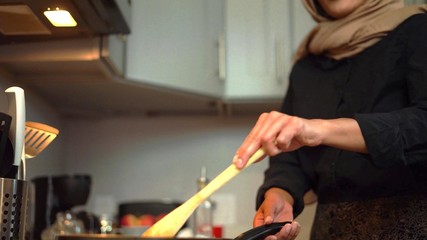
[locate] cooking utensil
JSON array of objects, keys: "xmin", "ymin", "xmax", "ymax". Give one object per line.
[
  {"xmin": 5, "ymin": 87, "xmax": 26, "ymax": 180},
  {"xmin": 25, "ymin": 121, "xmax": 59, "ymax": 159},
  {"xmin": 0, "ymin": 112, "xmax": 13, "ymax": 177},
  {"xmin": 142, "ymin": 148, "xmax": 266, "ymax": 237}
]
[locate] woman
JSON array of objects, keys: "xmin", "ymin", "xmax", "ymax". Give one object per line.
[{"xmin": 233, "ymin": 0, "xmax": 427, "ymax": 239}]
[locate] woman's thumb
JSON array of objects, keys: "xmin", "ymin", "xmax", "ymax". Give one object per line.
[{"xmin": 253, "ymin": 207, "xmax": 275, "ymax": 226}]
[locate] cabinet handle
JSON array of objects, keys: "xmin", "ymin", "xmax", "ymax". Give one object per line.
[
  {"xmin": 218, "ymin": 33, "xmax": 226, "ymax": 81},
  {"xmin": 275, "ymin": 37, "xmax": 285, "ymax": 85}
]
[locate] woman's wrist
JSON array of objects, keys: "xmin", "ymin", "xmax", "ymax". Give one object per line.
[
  {"xmin": 266, "ymin": 187, "xmax": 295, "ymax": 206},
  {"xmin": 315, "ymin": 118, "xmax": 367, "ymax": 153}
]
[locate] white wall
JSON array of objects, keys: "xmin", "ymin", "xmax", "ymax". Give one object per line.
[{"xmin": 61, "ymin": 115, "xmax": 315, "ymax": 239}]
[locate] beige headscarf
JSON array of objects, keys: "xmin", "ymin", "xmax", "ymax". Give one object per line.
[{"xmin": 294, "ymin": 0, "xmax": 427, "ymax": 61}]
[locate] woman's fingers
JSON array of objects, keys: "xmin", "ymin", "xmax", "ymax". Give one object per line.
[
  {"xmin": 275, "ymin": 117, "xmax": 301, "ymax": 151},
  {"xmin": 277, "ymin": 222, "xmax": 301, "ymax": 240},
  {"xmin": 233, "ymin": 111, "xmax": 313, "ymax": 169},
  {"xmin": 233, "ymin": 113, "xmax": 270, "ymax": 168},
  {"xmin": 263, "ymin": 222, "xmax": 301, "ymax": 240},
  {"xmin": 288, "ymin": 222, "xmax": 301, "ymax": 240},
  {"xmin": 260, "ymin": 113, "xmax": 288, "ymax": 155},
  {"xmin": 234, "ymin": 112, "xmax": 288, "ymax": 168}
]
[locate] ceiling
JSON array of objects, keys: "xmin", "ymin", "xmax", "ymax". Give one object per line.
[{"xmin": 0, "ymin": 0, "xmax": 281, "ymax": 118}]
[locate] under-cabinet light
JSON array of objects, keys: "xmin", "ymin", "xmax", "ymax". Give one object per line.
[{"xmin": 44, "ymin": 8, "xmax": 77, "ymax": 27}]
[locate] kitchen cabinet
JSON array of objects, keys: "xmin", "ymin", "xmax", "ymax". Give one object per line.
[
  {"xmin": 224, "ymin": 0, "xmax": 290, "ymax": 101},
  {"xmin": 126, "ymin": 0, "xmax": 314, "ymax": 101},
  {"xmin": 126, "ymin": 0, "xmax": 224, "ymax": 96}
]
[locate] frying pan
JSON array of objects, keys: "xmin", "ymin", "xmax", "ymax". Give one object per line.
[{"xmin": 57, "ymin": 221, "xmax": 291, "ymax": 240}]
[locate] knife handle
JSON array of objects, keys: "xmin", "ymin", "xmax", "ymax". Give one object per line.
[{"xmin": 5, "ymin": 86, "xmax": 26, "ymax": 180}]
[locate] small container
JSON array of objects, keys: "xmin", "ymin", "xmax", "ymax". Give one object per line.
[{"xmin": 99, "ymin": 214, "xmax": 114, "ymax": 234}]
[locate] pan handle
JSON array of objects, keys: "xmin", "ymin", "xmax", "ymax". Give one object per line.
[{"xmin": 233, "ymin": 222, "xmax": 292, "ymax": 240}]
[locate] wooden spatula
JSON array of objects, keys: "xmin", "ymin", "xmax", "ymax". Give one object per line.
[{"xmin": 142, "ymin": 148, "xmax": 266, "ymax": 237}]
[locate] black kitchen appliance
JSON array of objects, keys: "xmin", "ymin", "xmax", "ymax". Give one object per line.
[{"xmin": 32, "ymin": 174, "xmax": 92, "ymax": 240}]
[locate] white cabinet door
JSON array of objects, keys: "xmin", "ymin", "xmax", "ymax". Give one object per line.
[
  {"xmin": 224, "ymin": 0, "xmax": 315, "ymax": 101},
  {"xmin": 223, "ymin": 0, "xmax": 292, "ymax": 101},
  {"xmin": 126, "ymin": 0, "xmax": 224, "ymax": 97}
]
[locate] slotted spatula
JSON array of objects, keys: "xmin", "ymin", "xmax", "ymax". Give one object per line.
[
  {"xmin": 25, "ymin": 121, "xmax": 59, "ymax": 159},
  {"xmin": 142, "ymin": 148, "xmax": 266, "ymax": 237}
]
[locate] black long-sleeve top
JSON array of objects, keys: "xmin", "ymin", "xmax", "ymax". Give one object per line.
[{"xmin": 256, "ymin": 13, "xmax": 427, "ymax": 217}]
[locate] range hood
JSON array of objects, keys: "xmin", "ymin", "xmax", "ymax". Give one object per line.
[
  {"xmin": 0, "ymin": 0, "xmax": 131, "ymax": 79},
  {"xmin": 0, "ymin": 36, "xmax": 126, "ymax": 79},
  {"xmin": 0, "ymin": 0, "xmax": 130, "ymax": 44}
]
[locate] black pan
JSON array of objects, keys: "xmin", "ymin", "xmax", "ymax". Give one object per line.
[{"xmin": 57, "ymin": 222, "xmax": 290, "ymax": 240}]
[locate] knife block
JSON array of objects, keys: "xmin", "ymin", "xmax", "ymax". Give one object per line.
[{"xmin": 0, "ymin": 177, "xmax": 30, "ymax": 240}]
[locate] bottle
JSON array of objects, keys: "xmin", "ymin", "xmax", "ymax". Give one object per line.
[{"xmin": 193, "ymin": 167, "xmax": 214, "ymax": 238}]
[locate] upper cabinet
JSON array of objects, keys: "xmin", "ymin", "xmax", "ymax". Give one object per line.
[
  {"xmin": 125, "ymin": 0, "xmax": 315, "ymax": 101},
  {"xmin": 224, "ymin": 0, "xmax": 290, "ymax": 101},
  {"xmin": 126, "ymin": 0, "xmax": 224, "ymax": 97}
]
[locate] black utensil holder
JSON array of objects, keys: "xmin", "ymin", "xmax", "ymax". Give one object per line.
[{"xmin": 0, "ymin": 177, "xmax": 29, "ymax": 240}]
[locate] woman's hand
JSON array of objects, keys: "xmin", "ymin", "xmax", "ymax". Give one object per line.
[
  {"xmin": 254, "ymin": 188, "xmax": 301, "ymax": 240},
  {"xmin": 233, "ymin": 111, "xmax": 322, "ymax": 168},
  {"xmin": 233, "ymin": 111, "xmax": 367, "ymax": 169}
]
